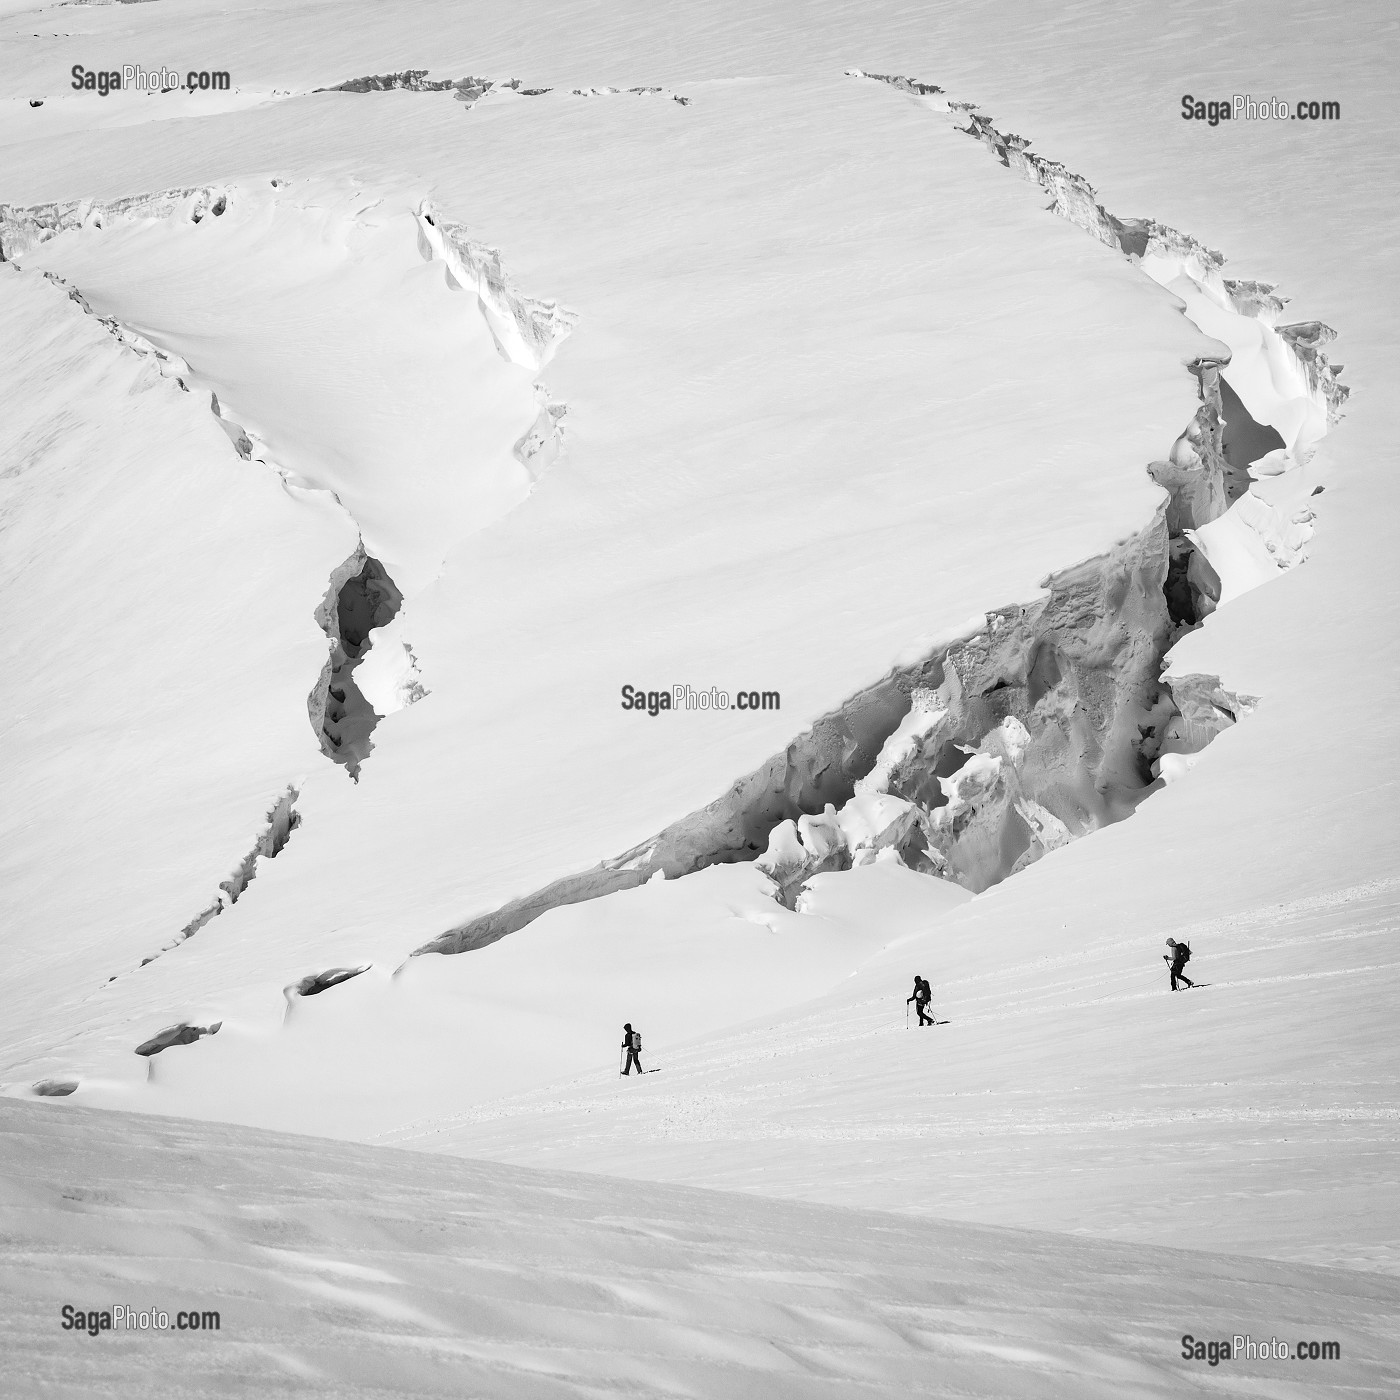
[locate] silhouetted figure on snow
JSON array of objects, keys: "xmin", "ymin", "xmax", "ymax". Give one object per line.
[
  {"xmin": 1164, "ymin": 938, "xmax": 1195, "ymax": 991},
  {"xmin": 621, "ymin": 1023, "xmax": 644, "ymax": 1075},
  {"xmin": 907, "ymin": 975, "xmax": 934, "ymax": 1026}
]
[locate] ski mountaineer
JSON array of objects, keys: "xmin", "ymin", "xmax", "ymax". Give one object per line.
[
  {"xmin": 1164, "ymin": 938, "xmax": 1195, "ymax": 991},
  {"xmin": 621, "ymin": 1023, "xmax": 644, "ymax": 1075},
  {"xmin": 906, "ymin": 975, "xmax": 934, "ymax": 1026}
]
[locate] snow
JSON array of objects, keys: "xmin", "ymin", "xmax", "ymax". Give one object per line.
[
  {"xmin": 1, "ymin": 0, "xmax": 1398, "ymax": 1393},
  {"xmin": 415, "ymin": 875, "xmax": 1400, "ymax": 1275},
  {"xmin": 6, "ymin": 1096, "xmax": 1399, "ymax": 1399},
  {"xmin": 1189, "ymin": 505, "xmax": 1284, "ymax": 605},
  {"xmin": 0, "ymin": 60, "xmax": 1205, "ymax": 1096},
  {"xmin": 12, "ymin": 177, "xmax": 548, "ymax": 592},
  {"xmin": 353, "ymin": 612, "xmax": 426, "ymax": 718},
  {"xmin": 833, "ymin": 791, "xmax": 916, "ymax": 856},
  {"xmin": 82, "ymin": 860, "xmax": 968, "ymax": 1139}
]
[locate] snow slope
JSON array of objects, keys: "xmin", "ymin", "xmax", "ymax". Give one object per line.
[
  {"xmin": 413, "ymin": 872, "xmax": 1400, "ymax": 1274},
  {"xmin": 0, "ymin": 266, "xmax": 353, "ymax": 1045},
  {"xmin": 1, "ymin": 3, "xmax": 1397, "ymax": 1391},
  {"xmin": 0, "ymin": 55, "xmax": 1209, "ymax": 1093},
  {"xmin": 5, "ymin": 1097, "xmax": 1398, "ymax": 1398},
  {"xmin": 108, "ymin": 864, "xmax": 970, "ymax": 1140},
  {"xmin": 9, "ymin": 176, "xmax": 553, "ymax": 592}
]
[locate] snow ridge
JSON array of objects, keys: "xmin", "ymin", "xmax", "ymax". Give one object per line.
[
  {"xmin": 421, "ymin": 69, "xmax": 1347, "ymax": 953},
  {"xmin": 28, "ymin": 269, "xmax": 196, "ymax": 390},
  {"xmin": 0, "ymin": 187, "xmax": 231, "ymax": 263},
  {"xmin": 0, "ymin": 190, "xmax": 364, "ymax": 539},
  {"xmin": 130, "ymin": 786, "xmax": 301, "ymax": 975},
  {"xmin": 317, "ymin": 71, "xmax": 505, "ymax": 100},
  {"xmin": 313, "ymin": 71, "xmax": 690, "ymax": 106},
  {"xmin": 422, "ymin": 509, "xmax": 1244, "ymax": 953},
  {"xmin": 851, "ymin": 70, "xmax": 1349, "ymax": 440},
  {"xmin": 0, "ymin": 193, "xmax": 238, "ymax": 426},
  {"xmin": 416, "ymin": 202, "xmax": 577, "ymax": 371},
  {"xmin": 0, "ymin": 184, "xmax": 578, "ymax": 485},
  {"xmin": 2, "ymin": 184, "xmax": 574, "ymax": 787},
  {"xmin": 857, "ymin": 71, "xmax": 1346, "ymax": 602}
]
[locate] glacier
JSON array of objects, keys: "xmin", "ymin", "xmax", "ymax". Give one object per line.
[{"xmin": 0, "ymin": 0, "xmax": 1396, "ymax": 1395}]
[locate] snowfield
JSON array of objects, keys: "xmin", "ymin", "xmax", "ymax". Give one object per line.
[
  {"xmin": 5, "ymin": 1097, "xmax": 1399, "ymax": 1399},
  {"xmin": 0, "ymin": 62, "xmax": 1210, "ymax": 1105},
  {"xmin": 1, "ymin": 0, "xmax": 1397, "ymax": 1393}
]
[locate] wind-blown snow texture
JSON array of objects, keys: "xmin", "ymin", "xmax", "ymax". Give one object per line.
[
  {"xmin": 1, "ymin": 0, "xmax": 1398, "ymax": 1393},
  {"xmin": 6, "ymin": 1097, "xmax": 1399, "ymax": 1398}
]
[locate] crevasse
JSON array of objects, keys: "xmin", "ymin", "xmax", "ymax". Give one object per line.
[{"xmin": 419, "ymin": 73, "xmax": 1347, "ymax": 952}]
